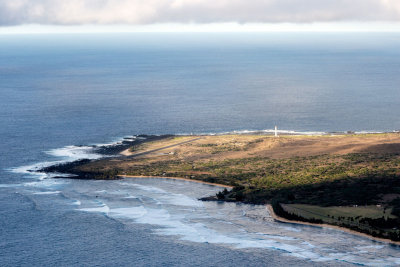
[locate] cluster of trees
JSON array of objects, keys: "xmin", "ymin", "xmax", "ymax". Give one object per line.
[
  {"xmin": 348, "ymin": 225, "xmax": 400, "ymax": 241},
  {"xmin": 45, "ymin": 146, "xmax": 400, "ymax": 241},
  {"xmin": 272, "ymin": 202, "xmax": 323, "ymax": 224},
  {"xmin": 359, "ymin": 216, "xmax": 399, "ymax": 229},
  {"xmin": 271, "ymin": 202, "xmax": 400, "ymax": 241},
  {"xmin": 212, "ymin": 152, "xmax": 400, "ymax": 241},
  {"xmin": 391, "ymin": 198, "xmax": 400, "ymax": 217}
]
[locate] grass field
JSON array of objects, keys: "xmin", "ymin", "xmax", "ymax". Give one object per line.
[
  {"xmin": 282, "ymin": 204, "xmax": 396, "ymax": 222},
  {"xmin": 277, "ymin": 203, "xmax": 400, "ymax": 240},
  {"xmin": 58, "ymin": 133, "xmax": 400, "ymax": 241}
]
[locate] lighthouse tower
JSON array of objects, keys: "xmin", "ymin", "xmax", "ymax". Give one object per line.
[{"xmin": 274, "ymin": 126, "xmax": 279, "ymax": 137}]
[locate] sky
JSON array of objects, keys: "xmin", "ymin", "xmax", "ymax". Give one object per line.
[{"xmin": 1, "ymin": 0, "xmax": 400, "ymax": 33}]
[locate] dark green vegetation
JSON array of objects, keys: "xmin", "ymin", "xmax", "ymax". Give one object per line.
[
  {"xmin": 273, "ymin": 203, "xmax": 400, "ymax": 241},
  {"xmin": 41, "ymin": 135, "xmax": 400, "ymax": 242},
  {"xmin": 217, "ymin": 153, "xmax": 400, "ymax": 241}
]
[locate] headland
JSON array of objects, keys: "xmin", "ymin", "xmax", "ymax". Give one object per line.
[{"xmin": 39, "ymin": 132, "xmax": 400, "ymax": 243}]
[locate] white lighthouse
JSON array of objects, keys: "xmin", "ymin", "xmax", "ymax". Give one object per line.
[{"xmin": 274, "ymin": 126, "xmax": 279, "ymax": 137}]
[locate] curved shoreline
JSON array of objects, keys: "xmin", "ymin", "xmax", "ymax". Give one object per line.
[
  {"xmin": 121, "ymin": 175, "xmax": 399, "ymax": 245},
  {"xmin": 44, "ymin": 133, "xmax": 400, "ymax": 246},
  {"xmin": 118, "ymin": 175, "xmax": 233, "ymax": 188},
  {"xmin": 266, "ymin": 205, "xmax": 400, "ymax": 246}
]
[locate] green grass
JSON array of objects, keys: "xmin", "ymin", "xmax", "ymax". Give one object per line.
[
  {"xmin": 278, "ymin": 203, "xmax": 400, "ymax": 241},
  {"xmin": 73, "ymin": 148, "xmax": 400, "ymax": 241},
  {"xmin": 283, "ymin": 204, "xmax": 396, "ymax": 221}
]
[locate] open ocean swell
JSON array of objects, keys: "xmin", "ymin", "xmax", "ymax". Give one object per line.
[
  {"xmin": 2, "ymin": 133, "xmax": 400, "ymax": 266},
  {"xmin": 1, "ymin": 33, "xmax": 400, "ymax": 266}
]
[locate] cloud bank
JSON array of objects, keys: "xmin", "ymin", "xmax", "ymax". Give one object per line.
[{"xmin": 1, "ymin": 0, "xmax": 400, "ymax": 26}]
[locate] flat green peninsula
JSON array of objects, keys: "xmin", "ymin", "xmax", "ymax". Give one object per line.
[{"xmin": 60, "ymin": 133, "xmax": 400, "ymax": 242}]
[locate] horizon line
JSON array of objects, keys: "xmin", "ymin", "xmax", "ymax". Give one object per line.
[{"xmin": 1, "ymin": 22, "xmax": 400, "ymax": 34}]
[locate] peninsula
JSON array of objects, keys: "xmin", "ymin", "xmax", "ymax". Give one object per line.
[{"xmin": 41, "ymin": 132, "xmax": 400, "ymax": 242}]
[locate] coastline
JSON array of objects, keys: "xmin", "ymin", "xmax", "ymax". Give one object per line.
[
  {"xmin": 121, "ymin": 176, "xmax": 399, "ymax": 246},
  {"xmin": 39, "ymin": 132, "xmax": 400, "ymax": 244},
  {"xmin": 119, "ymin": 175, "xmax": 233, "ymax": 188},
  {"xmin": 266, "ymin": 205, "xmax": 400, "ymax": 246}
]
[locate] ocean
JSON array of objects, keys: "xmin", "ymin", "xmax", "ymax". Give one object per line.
[{"xmin": 1, "ymin": 33, "xmax": 400, "ymax": 266}]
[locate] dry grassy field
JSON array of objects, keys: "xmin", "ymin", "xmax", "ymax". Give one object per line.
[{"xmin": 65, "ymin": 133, "xmax": 400, "ymax": 241}]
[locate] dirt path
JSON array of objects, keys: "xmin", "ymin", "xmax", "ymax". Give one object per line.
[{"xmin": 123, "ymin": 137, "xmax": 202, "ymax": 158}]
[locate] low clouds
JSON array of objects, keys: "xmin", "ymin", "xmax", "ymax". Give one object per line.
[{"xmin": 1, "ymin": 0, "xmax": 400, "ymax": 26}]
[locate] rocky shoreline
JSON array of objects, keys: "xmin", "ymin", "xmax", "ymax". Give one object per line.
[
  {"xmin": 32, "ymin": 132, "xmax": 400, "ymax": 243},
  {"xmin": 34, "ymin": 134, "xmax": 172, "ymax": 179}
]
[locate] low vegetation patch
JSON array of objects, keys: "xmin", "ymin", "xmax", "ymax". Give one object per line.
[{"xmin": 50, "ymin": 133, "xmax": 400, "ymax": 242}]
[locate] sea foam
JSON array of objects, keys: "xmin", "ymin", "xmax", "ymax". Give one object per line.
[{"xmin": 33, "ymin": 191, "xmax": 61, "ymax": 195}]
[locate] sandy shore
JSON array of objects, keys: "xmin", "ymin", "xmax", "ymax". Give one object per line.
[
  {"xmin": 119, "ymin": 175, "xmax": 233, "ymax": 188},
  {"xmin": 120, "ymin": 175, "xmax": 399, "ymax": 245},
  {"xmin": 266, "ymin": 205, "xmax": 400, "ymax": 246},
  {"xmin": 59, "ymin": 133, "xmax": 400, "ymax": 245}
]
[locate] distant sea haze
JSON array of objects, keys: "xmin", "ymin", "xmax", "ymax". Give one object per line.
[
  {"xmin": 1, "ymin": 33, "xmax": 400, "ymax": 266},
  {"xmin": 1, "ymin": 33, "xmax": 400, "ymax": 143}
]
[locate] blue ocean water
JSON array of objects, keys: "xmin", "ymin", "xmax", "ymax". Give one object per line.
[{"xmin": 1, "ymin": 33, "xmax": 400, "ymax": 266}]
